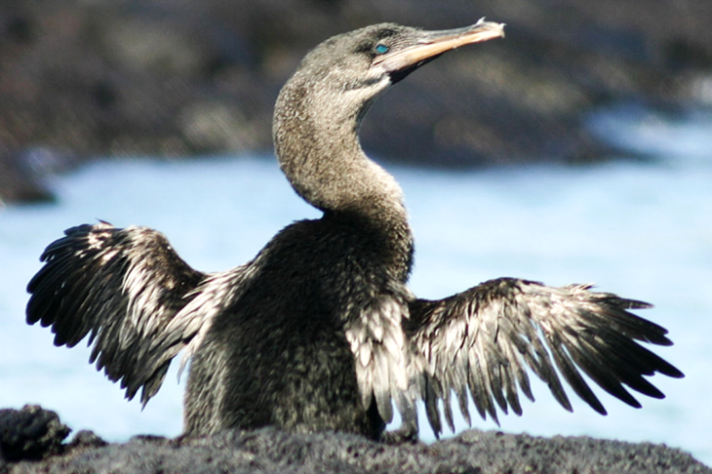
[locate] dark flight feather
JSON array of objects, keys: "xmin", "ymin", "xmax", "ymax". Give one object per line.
[
  {"xmin": 27, "ymin": 222, "xmax": 207, "ymax": 404},
  {"xmin": 404, "ymin": 278, "xmax": 683, "ymax": 436}
]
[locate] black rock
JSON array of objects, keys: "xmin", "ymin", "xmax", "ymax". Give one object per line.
[
  {"xmin": 1, "ymin": 406, "xmax": 709, "ymax": 474},
  {"xmin": 0, "ymin": 405, "xmax": 70, "ymax": 463}
]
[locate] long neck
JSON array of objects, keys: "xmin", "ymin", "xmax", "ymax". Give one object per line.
[{"xmin": 273, "ymin": 73, "xmax": 413, "ymax": 279}]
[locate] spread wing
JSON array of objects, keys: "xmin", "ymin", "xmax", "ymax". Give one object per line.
[
  {"xmin": 405, "ymin": 277, "xmax": 684, "ymax": 436},
  {"xmin": 26, "ymin": 222, "xmax": 208, "ymax": 405}
]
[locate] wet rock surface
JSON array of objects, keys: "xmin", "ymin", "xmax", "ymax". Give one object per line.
[
  {"xmin": 1, "ymin": 0, "xmax": 711, "ymax": 203},
  {"xmin": 1, "ymin": 406, "xmax": 709, "ymax": 474}
]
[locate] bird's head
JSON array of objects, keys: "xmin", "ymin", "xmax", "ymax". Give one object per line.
[
  {"xmin": 273, "ymin": 19, "xmax": 504, "ymax": 213},
  {"xmin": 285, "ymin": 19, "xmax": 504, "ymax": 109}
]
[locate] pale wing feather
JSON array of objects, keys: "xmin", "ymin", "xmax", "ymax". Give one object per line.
[
  {"xmin": 344, "ymin": 283, "xmax": 412, "ymax": 424},
  {"xmin": 26, "ymin": 222, "xmax": 213, "ymax": 404},
  {"xmin": 406, "ymin": 277, "xmax": 683, "ymax": 436}
]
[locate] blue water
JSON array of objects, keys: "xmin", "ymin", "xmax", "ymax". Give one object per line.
[{"xmin": 0, "ymin": 107, "xmax": 710, "ymax": 465}]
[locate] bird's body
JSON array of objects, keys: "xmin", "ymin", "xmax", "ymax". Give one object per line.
[
  {"xmin": 185, "ymin": 214, "xmax": 410, "ymax": 437},
  {"xmin": 26, "ymin": 20, "xmax": 682, "ymax": 441}
]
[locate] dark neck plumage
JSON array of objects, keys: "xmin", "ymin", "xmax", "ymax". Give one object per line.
[{"xmin": 273, "ymin": 67, "xmax": 413, "ymax": 280}]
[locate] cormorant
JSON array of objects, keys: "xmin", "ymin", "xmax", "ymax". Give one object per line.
[{"xmin": 26, "ymin": 19, "xmax": 683, "ymax": 441}]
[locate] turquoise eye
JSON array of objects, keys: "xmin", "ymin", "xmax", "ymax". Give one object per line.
[{"xmin": 375, "ymin": 44, "xmax": 389, "ymax": 54}]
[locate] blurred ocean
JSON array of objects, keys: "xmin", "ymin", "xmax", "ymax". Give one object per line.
[{"xmin": 0, "ymin": 105, "xmax": 710, "ymax": 465}]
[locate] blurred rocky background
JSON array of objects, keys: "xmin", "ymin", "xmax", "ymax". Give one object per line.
[{"xmin": 1, "ymin": 0, "xmax": 711, "ymax": 204}]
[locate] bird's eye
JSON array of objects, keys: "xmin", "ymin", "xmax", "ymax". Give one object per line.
[{"xmin": 375, "ymin": 44, "xmax": 390, "ymax": 55}]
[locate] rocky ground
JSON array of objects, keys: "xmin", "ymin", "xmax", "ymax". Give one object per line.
[
  {"xmin": 1, "ymin": 0, "xmax": 711, "ymax": 204},
  {"xmin": 1, "ymin": 406, "xmax": 709, "ymax": 474}
]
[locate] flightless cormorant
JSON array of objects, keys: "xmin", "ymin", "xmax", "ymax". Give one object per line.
[{"xmin": 26, "ymin": 19, "xmax": 683, "ymax": 440}]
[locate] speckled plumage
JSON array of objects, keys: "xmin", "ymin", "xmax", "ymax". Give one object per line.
[{"xmin": 26, "ymin": 20, "xmax": 682, "ymax": 441}]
